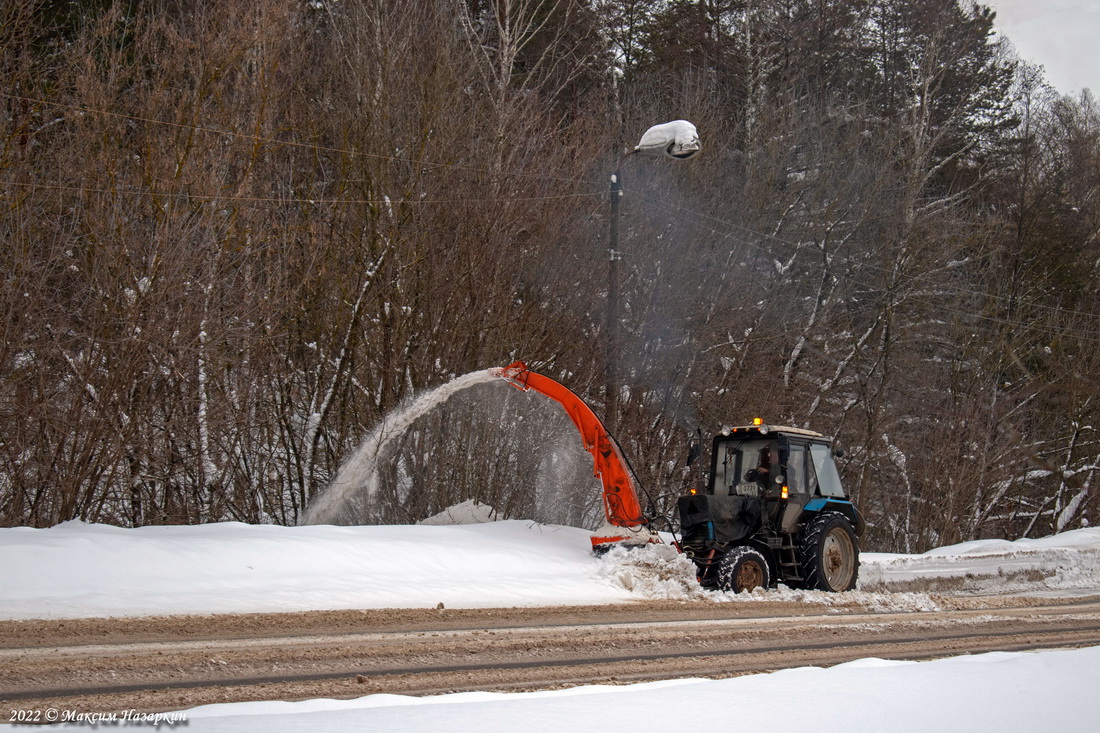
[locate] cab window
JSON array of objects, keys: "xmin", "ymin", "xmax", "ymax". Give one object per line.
[
  {"xmin": 810, "ymin": 443, "xmax": 845, "ymax": 497},
  {"xmin": 712, "ymin": 438, "xmax": 777, "ymax": 496},
  {"xmin": 787, "ymin": 444, "xmax": 806, "ymax": 494}
]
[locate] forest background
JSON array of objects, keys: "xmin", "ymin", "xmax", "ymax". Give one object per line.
[{"xmin": 2, "ymin": 0, "xmax": 1098, "ymax": 553}]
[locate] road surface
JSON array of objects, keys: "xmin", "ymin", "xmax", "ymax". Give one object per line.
[{"xmin": 4, "ymin": 594, "xmax": 1100, "ymax": 715}]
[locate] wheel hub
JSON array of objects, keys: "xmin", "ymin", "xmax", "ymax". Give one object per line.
[
  {"xmin": 736, "ymin": 561, "xmax": 764, "ymax": 591},
  {"xmin": 822, "ymin": 528, "xmax": 856, "ymax": 588}
]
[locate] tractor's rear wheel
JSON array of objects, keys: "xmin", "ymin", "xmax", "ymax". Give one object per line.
[
  {"xmin": 717, "ymin": 546, "xmax": 771, "ymax": 593},
  {"xmin": 799, "ymin": 512, "xmax": 859, "ymax": 591}
]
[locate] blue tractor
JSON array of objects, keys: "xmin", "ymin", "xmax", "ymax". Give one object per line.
[
  {"xmin": 493, "ymin": 364, "xmax": 861, "ymax": 593},
  {"xmin": 677, "ymin": 421, "xmax": 864, "ymax": 592}
]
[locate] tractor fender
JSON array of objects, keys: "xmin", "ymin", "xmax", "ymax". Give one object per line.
[{"xmin": 802, "ymin": 498, "xmax": 865, "ymax": 536}]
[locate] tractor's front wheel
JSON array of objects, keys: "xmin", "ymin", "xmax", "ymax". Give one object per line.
[
  {"xmin": 717, "ymin": 546, "xmax": 771, "ymax": 593},
  {"xmin": 799, "ymin": 512, "xmax": 859, "ymax": 591}
]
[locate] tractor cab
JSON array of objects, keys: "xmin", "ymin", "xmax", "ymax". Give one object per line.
[
  {"xmin": 678, "ymin": 420, "xmax": 864, "ymax": 591},
  {"xmin": 709, "ymin": 423, "xmax": 860, "ymax": 534}
]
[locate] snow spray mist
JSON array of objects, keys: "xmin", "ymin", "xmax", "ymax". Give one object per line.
[{"xmin": 300, "ymin": 369, "xmax": 502, "ymax": 525}]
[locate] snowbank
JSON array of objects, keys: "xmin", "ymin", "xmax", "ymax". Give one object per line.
[
  {"xmin": 2, "ymin": 522, "xmax": 1099, "ymax": 620},
  {"xmin": 175, "ymin": 645, "xmax": 1100, "ymax": 732},
  {"xmin": 0, "ymin": 520, "xmax": 632, "ymax": 620},
  {"xmin": 860, "ymin": 527, "xmax": 1100, "ymax": 595}
]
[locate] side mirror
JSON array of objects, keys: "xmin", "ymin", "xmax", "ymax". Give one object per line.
[
  {"xmin": 686, "ymin": 428, "xmax": 703, "ymax": 467},
  {"xmin": 686, "ymin": 440, "xmax": 700, "ymax": 467},
  {"xmin": 833, "ymin": 448, "xmax": 845, "ymax": 458}
]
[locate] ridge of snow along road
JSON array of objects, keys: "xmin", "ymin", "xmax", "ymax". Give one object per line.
[
  {"xmin": 1, "ymin": 515, "xmax": 1099, "ymax": 620},
  {"xmin": 176, "ymin": 646, "xmax": 1100, "ymax": 732}
]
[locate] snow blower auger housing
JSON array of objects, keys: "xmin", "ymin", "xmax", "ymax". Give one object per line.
[{"xmin": 679, "ymin": 422, "xmax": 865, "ymax": 592}]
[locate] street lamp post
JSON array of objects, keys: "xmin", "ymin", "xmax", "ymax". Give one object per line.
[{"xmin": 605, "ymin": 120, "xmax": 701, "ymax": 433}]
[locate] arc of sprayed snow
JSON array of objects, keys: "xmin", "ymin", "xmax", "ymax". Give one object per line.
[{"xmin": 300, "ymin": 369, "xmax": 506, "ymax": 525}]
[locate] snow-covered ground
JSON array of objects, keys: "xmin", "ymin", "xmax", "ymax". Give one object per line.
[
  {"xmin": 4, "ymin": 515, "xmax": 1099, "ymax": 620},
  {"xmin": 4, "ymin": 517, "xmax": 1100, "ymax": 731},
  {"xmin": 180, "ymin": 646, "xmax": 1100, "ymax": 732}
]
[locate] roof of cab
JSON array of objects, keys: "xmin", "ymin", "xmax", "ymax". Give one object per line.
[{"xmin": 721, "ymin": 424, "xmax": 826, "ymax": 439}]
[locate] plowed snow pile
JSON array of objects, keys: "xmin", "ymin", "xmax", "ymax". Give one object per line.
[
  {"xmin": 595, "ymin": 543, "xmax": 950, "ymax": 612},
  {"xmin": 598, "ymin": 544, "xmax": 709, "ymax": 601},
  {"xmin": 860, "ymin": 530, "xmax": 1100, "ymax": 596}
]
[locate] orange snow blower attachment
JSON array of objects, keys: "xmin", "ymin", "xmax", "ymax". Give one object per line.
[{"xmin": 492, "ymin": 361, "xmax": 656, "ymax": 551}]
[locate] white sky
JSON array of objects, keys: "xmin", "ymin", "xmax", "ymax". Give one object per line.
[{"xmin": 986, "ymin": 0, "xmax": 1100, "ymax": 96}]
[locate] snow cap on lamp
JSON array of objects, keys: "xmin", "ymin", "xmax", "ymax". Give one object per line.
[{"xmin": 635, "ymin": 120, "xmax": 701, "ymax": 159}]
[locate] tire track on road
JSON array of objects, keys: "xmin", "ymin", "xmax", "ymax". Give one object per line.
[{"xmin": 4, "ymin": 597, "xmax": 1100, "ymax": 714}]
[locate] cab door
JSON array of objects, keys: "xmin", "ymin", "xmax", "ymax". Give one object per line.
[{"xmin": 779, "ymin": 439, "xmax": 813, "ymax": 533}]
